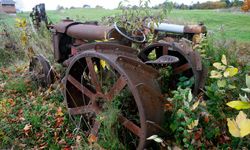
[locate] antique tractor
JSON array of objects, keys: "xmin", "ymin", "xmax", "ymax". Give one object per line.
[{"xmin": 29, "ymin": 5, "xmax": 207, "ymax": 149}]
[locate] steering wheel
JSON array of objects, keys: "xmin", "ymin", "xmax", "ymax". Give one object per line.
[{"xmin": 114, "ymin": 22, "xmax": 146, "ymax": 43}]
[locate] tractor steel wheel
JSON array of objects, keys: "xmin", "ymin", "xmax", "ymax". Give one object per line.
[
  {"xmin": 63, "ymin": 43, "xmax": 164, "ymax": 149},
  {"xmin": 138, "ymin": 42, "xmax": 206, "ymax": 95},
  {"xmin": 29, "ymin": 55, "xmax": 55, "ymax": 87}
]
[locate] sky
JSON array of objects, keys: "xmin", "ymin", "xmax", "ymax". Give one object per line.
[{"xmin": 15, "ymin": 0, "xmax": 219, "ymax": 11}]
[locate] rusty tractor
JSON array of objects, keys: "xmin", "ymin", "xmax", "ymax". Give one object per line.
[{"xmin": 29, "ymin": 5, "xmax": 207, "ymax": 149}]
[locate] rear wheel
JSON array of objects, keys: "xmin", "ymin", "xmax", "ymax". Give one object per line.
[
  {"xmin": 63, "ymin": 45, "xmax": 164, "ymax": 149},
  {"xmin": 138, "ymin": 42, "xmax": 206, "ymax": 95},
  {"xmin": 29, "ymin": 55, "xmax": 55, "ymax": 87}
]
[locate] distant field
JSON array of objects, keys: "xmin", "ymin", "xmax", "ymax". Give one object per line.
[{"xmin": 10, "ymin": 8, "xmax": 250, "ymax": 42}]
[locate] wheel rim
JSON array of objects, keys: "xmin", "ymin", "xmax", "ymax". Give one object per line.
[
  {"xmin": 63, "ymin": 46, "xmax": 164, "ymax": 149},
  {"xmin": 138, "ymin": 42, "xmax": 205, "ymax": 95},
  {"xmin": 29, "ymin": 55, "xmax": 54, "ymax": 87}
]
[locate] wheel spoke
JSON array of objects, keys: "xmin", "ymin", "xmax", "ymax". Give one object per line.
[
  {"xmin": 162, "ymin": 46, "xmax": 168, "ymax": 55},
  {"xmin": 106, "ymin": 75, "xmax": 127, "ymax": 101},
  {"xmin": 86, "ymin": 57, "xmax": 102, "ymax": 93},
  {"xmin": 118, "ymin": 115, "xmax": 141, "ymax": 137},
  {"xmin": 67, "ymin": 75, "xmax": 96, "ymax": 100},
  {"xmin": 91, "ymin": 120, "xmax": 101, "ymax": 136},
  {"xmin": 68, "ymin": 105, "xmax": 99, "ymax": 115},
  {"xmin": 174, "ymin": 63, "xmax": 191, "ymax": 74}
]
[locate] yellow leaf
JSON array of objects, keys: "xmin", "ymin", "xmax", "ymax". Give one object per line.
[
  {"xmin": 213, "ymin": 62, "xmax": 226, "ymax": 70},
  {"xmin": 210, "ymin": 70, "xmax": 222, "ymax": 79},
  {"xmin": 224, "ymin": 67, "xmax": 238, "ymax": 77},
  {"xmin": 221, "ymin": 54, "xmax": 227, "ymax": 65},
  {"xmin": 227, "ymin": 111, "xmax": 250, "ymax": 138},
  {"xmin": 191, "ymin": 101, "xmax": 200, "ymax": 111},
  {"xmin": 227, "ymin": 119, "xmax": 241, "ymax": 137},
  {"xmin": 56, "ymin": 107, "xmax": 64, "ymax": 116},
  {"xmin": 94, "ymin": 65, "xmax": 98, "ymax": 73},
  {"xmin": 100, "ymin": 60, "xmax": 106, "ymax": 69},
  {"xmin": 187, "ymin": 120, "xmax": 199, "ymax": 130},
  {"xmin": 227, "ymin": 101, "xmax": 250, "ymax": 110}
]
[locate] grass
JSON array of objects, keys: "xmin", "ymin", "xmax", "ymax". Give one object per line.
[
  {"xmin": 0, "ymin": 7, "xmax": 250, "ymax": 149},
  {"xmin": 16, "ymin": 8, "xmax": 250, "ymax": 43}
]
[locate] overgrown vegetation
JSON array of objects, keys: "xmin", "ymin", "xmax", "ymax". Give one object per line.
[{"xmin": 0, "ymin": 1, "xmax": 250, "ymax": 149}]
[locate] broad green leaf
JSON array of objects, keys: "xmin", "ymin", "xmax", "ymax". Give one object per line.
[
  {"xmin": 227, "ymin": 111, "xmax": 250, "ymax": 138},
  {"xmin": 227, "ymin": 101, "xmax": 250, "ymax": 110},
  {"xmin": 221, "ymin": 54, "xmax": 227, "ymax": 65},
  {"xmin": 210, "ymin": 70, "xmax": 222, "ymax": 79},
  {"xmin": 217, "ymin": 80, "xmax": 226, "ymax": 88},
  {"xmin": 246, "ymin": 75, "xmax": 250, "ymax": 89},
  {"xmin": 213, "ymin": 62, "xmax": 226, "ymax": 70}
]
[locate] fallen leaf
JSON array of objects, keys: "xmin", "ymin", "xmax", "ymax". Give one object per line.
[
  {"xmin": 187, "ymin": 120, "xmax": 199, "ymax": 130},
  {"xmin": 227, "ymin": 111, "xmax": 250, "ymax": 138},
  {"xmin": 194, "ymin": 128, "xmax": 203, "ymax": 140},
  {"xmin": 55, "ymin": 117, "xmax": 64, "ymax": 128},
  {"xmin": 23, "ymin": 124, "xmax": 32, "ymax": 135},
  {"xmin": 56, "ymin": 107, "xmax": 64, "ymax": 117},
  {"xmin": 7, "ymin": 98, "xmax": 15, "ymax": 107},
  {"xmin": 191, "ymin": 101, "xmax": 200, "ymax": 111},
  {"xmin": 58, "ymin": 139, "xmax": 66, "ymax": 145},
  {"xmin": 88, "ymin": 134, "xmax": 97, "ymax": 143}
]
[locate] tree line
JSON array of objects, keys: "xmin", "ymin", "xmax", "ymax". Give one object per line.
[{"xmin": 153, "ymin": 0, "xmax": 244, "ymax": 10}]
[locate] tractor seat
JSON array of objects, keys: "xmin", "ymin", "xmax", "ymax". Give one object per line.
[{"xmin": 145, "ymin": 55, "xmax": 179, "ymax": 65}]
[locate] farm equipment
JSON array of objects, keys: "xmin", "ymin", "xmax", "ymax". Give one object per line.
[
  {"xmin": 30, "ymin": 3, "xmax": 49, "ymax": 29},
  {"xmin": 29, "ymin": 4, "xmax": 207, "ymax": 149}
]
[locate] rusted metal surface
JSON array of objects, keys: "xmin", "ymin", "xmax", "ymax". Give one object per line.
[
  {"xmin": 54, "ymin": 21, "xmax": 116, "ymax": 41},
  {"xmin": 138, "ymin": 42, "xmax": 206, "ymax": 95},
  {"xmin": 63, "ymin": 45, "xmax": 164, "ymax": 149},
  {"xmin": 30, "ymin": 3, "xmax": 49, "ymax": 28},
  {"xmin": 184, "ymin": 24, "xmax": 207, "ymax": 34},
  {"xmin": 28, "ymin": 9, "xmax": 207, "ymax": 148},
  {"xmin": 145, "ymin": 55, "xmax": 179, "ymax": 64},
  {"xmin": 29, "ymin": 55, "xmax": 55, "ymax": 87}
]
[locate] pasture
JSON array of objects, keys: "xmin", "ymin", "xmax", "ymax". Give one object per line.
[
  {"xmin": 16, "ymin": 8, "xmax": 250, "ymax": 42},
  {"xmin": 0, "ymin": 7, "xmax": 250, "ymax": 149}
]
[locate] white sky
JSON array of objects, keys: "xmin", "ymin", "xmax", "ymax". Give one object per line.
[{"xmin": 15, "ymin": 0, "xmax": 219, "ymax": 11}]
